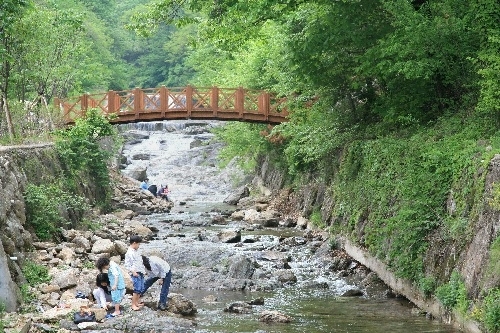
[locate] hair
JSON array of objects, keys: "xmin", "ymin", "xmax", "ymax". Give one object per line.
[
  {"xmin": 95, "ymin": 272, "xmax": 110, "ymax": 288},
  {"xmin": 130, "ymin": 235, "xmax": 142, "ymax": 244},
  {"xmin": 96, "ymin": 256, "xmax": 110, "ymax": 271},
  {"xmin": 142, "ymin": 255, "xmax": 151, "ymax": 271}
]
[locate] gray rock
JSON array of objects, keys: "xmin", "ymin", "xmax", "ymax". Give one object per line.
[
  {"xmin": 224, "ymin": 301, "xmax": 252, "ymax": 314},
  {"xmin": 167, "ymin": 293, "xmax": 197, "ymax": 316},
  {"xmin": 223, "ymin": 186, "xmax": 250, "ymax": 205},
  {"xmin": 259, "ymin": 310, "xmax": 292, "ymax": 323},
  {"xmin": 132, "ymin": 153, "xmax": 150, "ymax": 160},
  {"xmin": 126, "ymin": 167, "xmax": 148, "ymax": 181},
  {"xmin": 341, "ymin": 288, "xmax": 364, "ymax": 297},
  {"xmin": 217, "ymin": 229, "xmax": 241, "ymax": 243},
  {"xmin": 72, "ymin": 236, "xmax": 91, "ymax": 252},
  {"xmin": 52, "ymin": 268, "xmax": 78, "ymax": 290},
  {"xmin": 275, "ymin": 270, "xmax": 297, "ymax": 285},
  {"xmin": 227, "ymin": 256, "xmax": 255, "ymax": 279},
  {"xmin": 91, "ymin": 239, "xmax": 115, "ymax": 255}
]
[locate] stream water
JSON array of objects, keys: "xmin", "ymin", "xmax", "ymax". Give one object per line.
[{"xmin": 118, "ymin": 121, "xmax": 459, "ymax": 333}]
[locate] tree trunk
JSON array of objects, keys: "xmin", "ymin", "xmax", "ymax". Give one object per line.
[{"xmin": 2, "ymin": 96, "xmax": 15, "ymax": 143}]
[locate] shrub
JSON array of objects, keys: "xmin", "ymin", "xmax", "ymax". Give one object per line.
[
  {"xmin": 55, "ymin": 108, "xmax": 117, "ymax": 210},
  {"xmin": 24, "ymin": 183, "xmax": 88, "ymax": 240},
  {"xmin": 483, "ymin": 288, "xmax": 500, "ymax": 333},
  {"xmin": 435, "ymin": 271, "xmax": 469, "ymax": 313},
  {"xmin": 21, "ymin": 261, "xmax": 50, "ymax": 285},
  {"xmin": 418, "ymin": 276, "xmax": 437, "ymax": 298}
]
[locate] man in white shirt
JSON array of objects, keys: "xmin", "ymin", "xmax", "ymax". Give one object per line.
[{"xmin": 141, "ymin": 255, "xmax": 172, "ymax": 311}]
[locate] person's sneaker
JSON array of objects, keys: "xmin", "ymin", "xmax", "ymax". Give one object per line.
[{"xmin": 158, "ymin": 304, "xmax": 167, "ymax": 311}]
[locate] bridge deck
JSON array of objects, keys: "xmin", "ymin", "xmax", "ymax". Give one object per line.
[{"xmin": 55, "ymin": 86, "xmax": 288, "ymax": 124}]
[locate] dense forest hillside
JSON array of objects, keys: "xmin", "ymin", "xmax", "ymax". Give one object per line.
[{"xmin": 1, "ymin": 0, "xmax": 499, "ymax": 332}]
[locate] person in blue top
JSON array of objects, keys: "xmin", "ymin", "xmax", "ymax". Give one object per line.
[
  {"xmin": 97, "ymin": 256, "xmax": 125, "ymax": 317},
  {"xmin": 140, "ymin": 178, "xmax": 149, "ymax": 190},
  {"xmin": 141, "ymin": 255, "xmax": 172, "ymax": 311}
]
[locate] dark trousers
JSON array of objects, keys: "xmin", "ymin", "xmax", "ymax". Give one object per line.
[{"xmin": 142, "ymin": 270, "xmax": 172, "ymax": 305}]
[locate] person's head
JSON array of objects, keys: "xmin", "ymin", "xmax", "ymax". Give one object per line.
[
  {"xmin": 95, "ymin": 272, "xmax": 109, "ymax": 288},
  {"xmin": 142, "ymin": 255, "xmax": 151, "ymax": 271},
  {"xmin": 144, "ymin": 178, "xmax": 149, "ymax": 183},
  {"xmin": 96, "ymin": 256, "xmax": 110, "ymax": 271},
  {"xmin": 129, "ymin": 235, "xmax": 142, "ymax": 249}
]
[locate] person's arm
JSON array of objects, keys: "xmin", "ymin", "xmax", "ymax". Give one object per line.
[{"xmin": 109, "ymin": 265, "xmax": 119, "ymax": 290}]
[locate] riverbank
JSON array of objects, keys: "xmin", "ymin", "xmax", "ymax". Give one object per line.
[
  {"xmin": 0, "ymin": 122, "xmax": 461, "ymax": 332},
  {"xmin": 0, "ymin": 173, "xmax": 376, "ymax": 332}
]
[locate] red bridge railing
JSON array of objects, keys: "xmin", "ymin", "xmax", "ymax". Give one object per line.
[{"xmin": 55, "ymin": 86, "xmax": 288, "ymax": 124}]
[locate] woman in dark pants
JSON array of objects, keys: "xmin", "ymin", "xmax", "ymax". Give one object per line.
[{"xmin": 141, "ymin": 255, "xmax": 172, "ymax": 311}]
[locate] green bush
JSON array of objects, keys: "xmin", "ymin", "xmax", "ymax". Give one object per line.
[
  {"xmin": 483, "ymin": 288, "xmax": 500, "ymax": 333},
  {"xmin": 418, "ymin": 276, "xmax": 437, "ymax": 298},
  {"xmin": 21, "ymin": 261, "xmax": 50, "ymax": 285},
  {"xmin": 55, "ymin": 108, "xmax": 117, "ymax": 210},
  {"xmin": 435, "ymin": 271, "xmax": 469, "ymax": 313},
  {"xmin": 212, "ymin": 122, "xmax": 271, "ymax": 172},
  {"xmin": 24, "ymin": 183, "xmax": 88, "ymax": 240},
  {"xmin": 309, "ymin": 207, "xmax": 325, "ymax": 228}
]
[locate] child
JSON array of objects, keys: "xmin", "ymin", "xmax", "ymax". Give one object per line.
[
  {"xmin": 141, "ymin": 255, "xmax": 172, "ymax": 311},
  {"xmin": 96, "ymin": 256, "xmax": 125, "ymax": 317},
  {"xmin": 124, "ymin": 235, "xmax": 146, "ymax": 311},
  {"xmin": 92, "ymin": 273, "xmax": 112, "ymax": 310}
]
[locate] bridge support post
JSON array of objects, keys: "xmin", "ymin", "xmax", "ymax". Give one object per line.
[
  {"xmin": 236, "ymin": 87, "xmax": 244, "ymax": 119},
  {"xmin": 81, "ymin": 93, "xmax": 89, "ymax": 117},
  {"xmin": 211, "ymin": 87, "xmax": 219, "ymax": 117},
  {"xmin": 160, "ymin": 86, "xmax": 168, "ymax": 117},
  {"xmin": 107, "ymin": 90, "xmax": 116, "ymax": 114},
  {"xmin": 186, "ymin": 85, "xmax": 193, "ymax": 118},
  {"xmin": 260, "ymin": 93, "xmax": 270, "ymax": 121},
  {"xmin": 134, "ymin": 87, "xmax": 143, "ymax": 120}
]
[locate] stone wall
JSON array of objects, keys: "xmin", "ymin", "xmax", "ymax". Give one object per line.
[{"xmin": 0, "ymin": 144, "xmax": 61, "ymax": 311}]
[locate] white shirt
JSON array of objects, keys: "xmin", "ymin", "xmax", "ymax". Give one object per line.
[
  {"xmin": 124, "ymin": 247, "xmax": 146, "ymax": 274},
  {"xmin": 147, "ymin": 256, "xmax": 171, "ymax": 278}
]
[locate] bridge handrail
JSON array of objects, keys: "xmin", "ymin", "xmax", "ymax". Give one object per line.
[{"xmin": 55, "ymin": 85, "xmax": 288, "ymax": 124}]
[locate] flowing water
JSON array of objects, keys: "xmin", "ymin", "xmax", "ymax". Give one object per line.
[{"xmin": 118, "ymin": 121, "xmax": 459, "ymax": 333}]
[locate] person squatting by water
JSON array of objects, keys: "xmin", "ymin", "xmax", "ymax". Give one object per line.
[
  {"xmin": 92, "ymin": 273, "xmax": 112, "ymax": 310},
  {"xmin": 124, "ymin": 235, "xmax": 146, "ymax": 311},
  {"xmin": 96, "ymin": 257, "xmax": 125, "ymax": 317},
  {"xmin": 141, "ymin": 255, "xmax": 172, "ymax": 311},
  {"xmin": 157, "ymin": 184, "xmax": 170, "ymax": 201}
]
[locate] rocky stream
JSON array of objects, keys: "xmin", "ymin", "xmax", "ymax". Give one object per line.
[{"xmin": 2, "ymin": 120, "xmax": 460, "ymax": 333}]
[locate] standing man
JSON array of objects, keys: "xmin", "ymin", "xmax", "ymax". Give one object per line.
[
  {"xmin": 141, "ymin": 255, "xmax": 172, "ymax": 311},
  {"xmin": 124, "ymin": 235, "xmax": 146, "ymax": 311}
]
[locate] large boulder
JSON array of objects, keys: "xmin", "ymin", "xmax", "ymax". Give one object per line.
[
  {"xmin": 259, "ymin": 310, "xmax": 292, "ymax": 323},
  {"xmin": 91, "ymin": 239, "xmax": 116, "ymax": 255},
  {"xmin": 51, "ymin": 268, "xmax": 78, "ymax": 290},
  {"xmin": 223, "ymin": 186, "xmax": 249, "ymax": 205},
  {"xmin": 72, "ymin": 236, "xmax": 91, "ymax": 252},
  {"xmin": 125, "ymin": 167, "xmax": 148, "ymax": 181},
  {"xmin": 217, "ymin": 229, "xmax": 241, "ymax": 243},
  {"xmin": 227, "ymin": 256, "xmax": 255, "ymax": 279},
  {"xmin": 167, "ymin": 293, "xmax": 197, "ymax": 316}
]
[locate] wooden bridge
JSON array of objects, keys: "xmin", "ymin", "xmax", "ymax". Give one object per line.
[{"xmin": 55, "ymin": 86, "xmax": 288, "ymax": 124}]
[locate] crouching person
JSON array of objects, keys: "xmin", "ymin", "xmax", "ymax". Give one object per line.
[
  {"xmin": 92, "ymin": 273, "xmax": 112, "ymax": 310},
  {"xmin": 96, "ymin": 256, "xmax": 125, "ymax": 317},
  {"xmin": 141, "ymin": 255, "xmax": 172, "ymax": 311}
]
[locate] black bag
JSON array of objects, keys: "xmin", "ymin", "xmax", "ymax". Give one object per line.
[{"xmin": 73, "ymin": 311, "xmax": 96, "ymax": 324}]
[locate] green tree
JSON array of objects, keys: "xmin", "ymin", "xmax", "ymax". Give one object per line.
[{"xmin": 0, "ymin": 0, "xmax": 30, "ymax": 142}]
